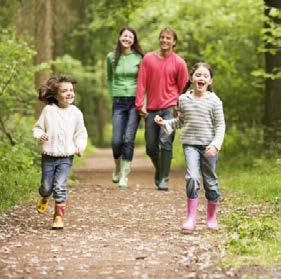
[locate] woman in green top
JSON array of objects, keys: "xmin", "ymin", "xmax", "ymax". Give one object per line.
[{"xmin": 107, "ymin": 27, "xmax": 144, "ymax": 189}]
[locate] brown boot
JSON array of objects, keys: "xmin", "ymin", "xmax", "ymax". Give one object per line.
[{"xmin": 52, "ymin": 203, "xmax": 65, "ymax": 230}]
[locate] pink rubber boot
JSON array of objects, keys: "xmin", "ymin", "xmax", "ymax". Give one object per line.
[
  {"xmin": 182, "ymin": 198, "xmax": 199, "ymax": 233},
  {"xmin": 207, "ymin": 201, "xmax": 218, "ymax": 230}
]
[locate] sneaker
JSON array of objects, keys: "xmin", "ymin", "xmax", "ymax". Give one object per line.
[
  {"xmin": 52, "ymin": 216, "xmax": 64, "ymax": 230},
  {"xmin": 36, "ymin": 197, "xmax": 49, "ymax": 214}
]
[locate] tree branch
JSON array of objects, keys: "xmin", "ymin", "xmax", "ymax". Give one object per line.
[
  {"xmin": 0, "ymin": 63, "xmax": 17, "ymax": 97},
  {"xmin": 0, "ymin": 116, "xmax": 16, "ymax": 146}
]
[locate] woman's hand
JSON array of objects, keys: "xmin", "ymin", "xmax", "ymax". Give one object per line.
[
  {"xmin": 154, "ymin": 115, "xmax": 165, "ymax": 126},
  {"xmin": 205, "ymin": 145, "xmax": 218, "ymax": 157},
  {"xmin": 39, "ymin": 133, "xmax": 48, "ymax": 141}
]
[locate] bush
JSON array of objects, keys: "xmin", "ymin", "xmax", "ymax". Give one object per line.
[
  {"xmin": 0, "ymin": 142, "xmax": 40, "ymax": 211},
  {"xmin": 219, "ymin": 125, "xmax": 264, "ymax": 169},
  {"xmin": 0, "ymin": 115, "xmax": 41, "ymax": 212}
]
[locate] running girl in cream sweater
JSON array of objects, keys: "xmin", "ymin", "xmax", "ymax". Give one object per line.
[{"xmin": 33, "ymin": 75, "xmax": 87, "ymax": 230}]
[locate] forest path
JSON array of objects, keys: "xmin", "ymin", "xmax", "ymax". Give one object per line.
[{"xmin": 0, "ymin": 148, "xmax": 237, "ymax": 278}]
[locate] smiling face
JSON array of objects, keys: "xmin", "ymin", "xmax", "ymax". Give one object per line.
[
  {"xmin": 191, "ymin": 66, "xmax": 213, "ymax": 94},
  {"xmin": 56, "ymin": 82, "xmax": 75, "ymax": 108},
  {"xmin": 119, "ymin": 29, "xmax": 134, "ymax": 50},
  {"xmin": 159, "ymin": 30, "xmax": 176, "ymax": 53}
]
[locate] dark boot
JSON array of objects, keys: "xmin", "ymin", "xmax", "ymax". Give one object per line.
[
  {"xmin": 158, "ymin": 149, "xmax": 172, "ymax": 191},
  {"xmin": 150, "ymin": 154, "xmax": 160, "ymax": 188}
]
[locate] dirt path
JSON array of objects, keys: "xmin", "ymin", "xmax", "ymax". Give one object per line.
[{"xmin": 0, "ymin": 148, "xmax": 238, "ymax": 279}]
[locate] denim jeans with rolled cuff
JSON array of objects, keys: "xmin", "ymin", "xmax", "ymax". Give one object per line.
[
  {"xmin": 144, "ymin": 107, "xmax": 175, "ymax": 157},
  {"xmin": 183, "ymin": 144, "xmax": 221, "ymax": 202},
  {"xmin": 39, "ymin": 154, "xmax": 73, "ymax": 203},
  {"xmin": 112, "ymin": 97, "xmax": 140, "ymax": 161}
]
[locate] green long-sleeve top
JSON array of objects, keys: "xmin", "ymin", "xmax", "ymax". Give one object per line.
[{"xmin": 106, "ymin": 51, "xmax": 142, "ymax": 97}]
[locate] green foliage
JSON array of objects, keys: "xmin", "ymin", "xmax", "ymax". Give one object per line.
[
  {"xmin": 0, "ymin": 29, "xmax": 36, "ymax": 144},
  {"xmin": 132, "ymin": 0, "xmax": 265, "ymax": 126},
  {"xmin": 52, "ymin": 54, "xmax": 96, "ymax": 103},
  {"xmin": 222, "ymin": 210, "xmax": 281, "ymax": 267},
  {"xmin": 225, "ymin": 213, "xmax": 277, "ymax": 246},
  {"xmin": 220, "ymin": 158, "xmax": 281, "ymax": 203},
  {"xmin": 263, "ymin": 7, "xmax": 281, "ymax": 53},
  {"xmin": 220, "ymin": 157, "xmax": 281, "ymax": 268},
  {"xmin": 0, "ymin": 29, "xmax": 36, "ymax": 112},
  {"xmin": 0, "ymin": 116, "xmax": 40, "ymax": 211},
  {"xmin": 219, "ymin": 125, "xmax": 264, "ymax": 169},
  {"xmin": 0, "ymin": 0, "xmax": 20, "ymax": 28},
  {"xmin": 254, "ymin": 6, "xmax": 281, "ymax": 80}
]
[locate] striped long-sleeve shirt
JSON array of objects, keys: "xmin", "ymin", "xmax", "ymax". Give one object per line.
[{"xmin": 165, "ymin": 91, "xmax": 225, "ymax": 150}]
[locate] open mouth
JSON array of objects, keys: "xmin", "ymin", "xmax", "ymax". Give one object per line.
[{"xmin": 197, "ymin": 81, "xmax": 205, "ymax": 88}]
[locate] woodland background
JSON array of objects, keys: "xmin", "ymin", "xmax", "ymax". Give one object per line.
[{"xmin": 0, "ymin": 0, "xmax": 280, "ymax": 270}]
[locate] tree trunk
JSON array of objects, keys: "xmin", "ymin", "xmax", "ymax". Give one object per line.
[
  {"xmin": 34, "ymin": 0, "xmax": 53, "ymax": 116},
  {"xmin": 15, "ymin": 1, "xmax": 53, "ymax": 116},
  {"xmin": 264, "ymin": 0, "xmax": 281, "ymax": 154}
]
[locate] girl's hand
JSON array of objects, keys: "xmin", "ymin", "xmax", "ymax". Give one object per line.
[
  {"xmin": 205, "ymin": 145, "xmax": 218, "ymax": 157},
  {"xmin": 139, "ymin": 106, "xmax": 148, "ymax": 118},
  {"xmin": 39, "ymin": 133, "xmax": 48, "ymax": 141},
  {"xmin": 154, "ymin": 115, "xmax": 165, "ymax": 126},
  {"xmin": 76, "ymin": 147, "xmax": 84, "ymax": 157}
]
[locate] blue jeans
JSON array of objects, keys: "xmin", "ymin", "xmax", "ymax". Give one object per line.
[
  {"xmin": 183, "ymin": 145, "xmax": 220, "ymax": 202},
  {"xmin": 39, "ymin": 155, "xmax": 73, "ymax": 203},
  {"xmin": 112, "ymin": 97, "xmax": 140, "ymax": 161},
  {"xmin": 145, "ymin": 107, "xmax": 175, "ymax": 157}
]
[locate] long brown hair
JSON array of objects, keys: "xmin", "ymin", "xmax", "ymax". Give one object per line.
[{"xmin": 113, "ymin": 27, "xmax": 144, "ymax": 68}]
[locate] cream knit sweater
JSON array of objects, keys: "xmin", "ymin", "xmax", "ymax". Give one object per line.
[{"xmin": 33, "ymin": 104, "xmax": 88, "ymax": 157}]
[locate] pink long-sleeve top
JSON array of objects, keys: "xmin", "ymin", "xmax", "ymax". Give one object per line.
[{"xmin": 135, "ymin": 51, "xmax": 188, "ymax": 110}]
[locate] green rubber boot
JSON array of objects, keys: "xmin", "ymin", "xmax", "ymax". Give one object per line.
[
  {"xmin": 119, "ymin": 159, "xmax": 131, "ymax": 189},
  {"xmin": 158, "ymin": 149, "xmax": 172, "ymax": 191},
  {"xmin": 112, "ymin": 158, "xmax": 121, "ymax": 183}
]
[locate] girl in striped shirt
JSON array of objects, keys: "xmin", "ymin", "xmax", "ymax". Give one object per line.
[{"xmin": 154, "ymin": 62, "xmax": 225, "ymax": 233}]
